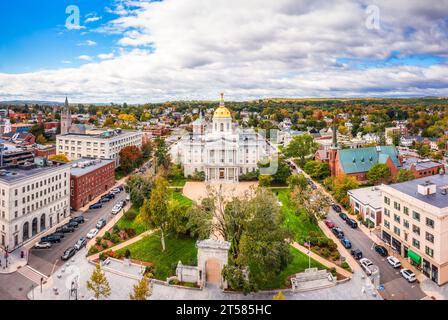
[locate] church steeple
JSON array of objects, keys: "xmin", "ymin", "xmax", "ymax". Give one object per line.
[{"xmin": 60, "ymin": 96, "xmax": 72, "ymax": 135}]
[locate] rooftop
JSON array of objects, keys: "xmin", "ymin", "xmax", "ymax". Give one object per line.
[
  {"xmin": 60, "ymin": 129, "xmax": 141, "ymax": 140},
  {"xmin": 348, "ymin": 186, "xmax": 382, "ymax": 209},
  {"xmin": 338, "ymin": 145, "xmax": 401, "ymax": 174},
  {"xmin": 70, "ymin": 158, "xmax": 115, "ymax": 177},
  {"xmin": 402, "ymin": 157, "xmax": 443, "ymax": 171},
  {"xmin": 387, "ymin": 174, "xmax": 448, "ymax": 209},
  {"xmin": 0, "ymin": 161, "xmax": 70, "ymax": 184}
]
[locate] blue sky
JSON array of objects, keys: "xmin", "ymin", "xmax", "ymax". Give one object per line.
[
  {"xmin": 0, "ymin": 0, "xmax": 120, "ymax": 73},
  {"xmin": 0, "ymin": 0, "xmax": 447, "ymax": 102}
]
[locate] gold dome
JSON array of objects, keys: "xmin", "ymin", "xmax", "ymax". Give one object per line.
[
  {"xmin": 213, "ymin": 106, "xmax": 231, "ymax": 118},
  {"xmin": 213, "ymin": 92, "xmax": 231, "ymax": 118}
]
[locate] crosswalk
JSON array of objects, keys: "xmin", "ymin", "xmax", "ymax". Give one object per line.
[{"xmin": 17, "ymin": 265, "xmax": 48, "ymax": 285}]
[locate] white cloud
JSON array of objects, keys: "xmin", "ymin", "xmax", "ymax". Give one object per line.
[
  {"xmin": 77, "ymin": 55, "xmax": 93, "ymax": 61},
  {"xmin": 61, "ymin": 60, "xmax": 72, "ymax": 64},
  {"xmin": 77, "ymin": 40, "xmax": 97, "ymax": 47},
  {"xmin": 97, "ymin": 53, "xmax": 115, "ymax": 60},
  {"xmin": 1, "ymin": 0, "xmax": 448, "ymax": 102}
]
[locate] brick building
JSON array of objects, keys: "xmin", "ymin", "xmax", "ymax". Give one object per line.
[
  {"xmin": 69, "ymin": 158, "xmax": 115, "ymax": 210},
  {"xmin": 34, "ymin": 144, "xmax": 57, "ymax": 158}
]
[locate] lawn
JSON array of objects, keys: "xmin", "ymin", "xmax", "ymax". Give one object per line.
[
  {"xmin": 272, "ymin": 188, "xmax": 325, "ymax": 242},
  {"xmin": 172, "ymin": 191, "xmax": 193, "ymax": 206},
  {"xmin": 168, "ymin": 177, "xmax": 187, "ymax": 187},
  {"xmin": 116, "ymin": 231, "xmax": 197, "ymax": 280},
  {"xmin": 265, "ymin": 246, "xmax": 327, "ymax": 289},
  {"xmin": 116, "ymin": 205, "xmax": 148, "ymax": 235}
]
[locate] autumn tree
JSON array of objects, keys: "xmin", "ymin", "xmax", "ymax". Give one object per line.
[
  {"xmin": 129, "ymin": 276, "xmax": 152, "ymax": 300},
  {"xmin": 36, "ymin": 134, "xmax": 47, "ymax": 144},
  {"xmin": 140, "ymin": 176, "xmax": 170, "ymax": 251},
  {"xmin": 86, "ymin": 264, "xmax": 111, "ymax": 300},
  {"xmin": 258, "ymin": 174, "xmax": 273, "ymax": 187},
  {"xmin": 49, "ymin": 154, "xmax": 70, "ymax": 163},
  {"xmin": 119, "ymin": 145, "xmax": 144, "ymax": 174}
]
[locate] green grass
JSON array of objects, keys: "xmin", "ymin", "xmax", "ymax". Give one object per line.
[
  {"xmin": 116, "ymin": 206, "xmax": 147, "ymax": 235},
  {"xmin": 265, "ymin": 246, "xmax": 327, "ymax": 289},
  {"xmin": 172, "ymin": 191, "xmax": 193, "ymax": 206},
  {"xmin": 168, "ymin": 177, "xmax": 187, "ymax": 187},
  {"xmin": 272, "ymin": 188, "xmax": 324, "ymax": 242},
  {"xmin": 116, "ymin": 231, "xmax": 197, "ymax": 280}
]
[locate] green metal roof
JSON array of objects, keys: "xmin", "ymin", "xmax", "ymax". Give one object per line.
[{"xmin": 338, "ymin": 146, "xmax": 401, "ymax": 174}]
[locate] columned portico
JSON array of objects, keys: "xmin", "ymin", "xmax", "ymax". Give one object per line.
[{"xmin": 205, "ymin": 167, "xmax": 238, "ymax": 183}]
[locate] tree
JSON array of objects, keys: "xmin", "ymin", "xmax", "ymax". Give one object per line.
[
  {"xmin": 103, "ymin": 116, "xmax": 114, "ymax": 127},
  {"xmin": 303, "ymin": 160, "xmax": 330, "ymax": 180},
  {"xmin": 325, "ymin": 175, "xmax": 360, "ymax": 208},
  {"xmin": 167, "ymin": 197, "xmax": 191, "ymax": 236},
  {"xmin": 258, "ymin": 174, "xmax": 273, "ymax": 187},
  {"xmin": 36, "ymin": 134, "xmax": 47, "ymax": 144},
  {"xmin": 141, "ymin": 141, "xmax": 153, "ymax": 159},
  {"xmin": 154, "ymin": 137, "xmax": 170, "ymax": 171},
  {"xmin": 125, "ymin": 175, "xmax": 153, "ymax": 207},
  {"xmin": 49, "ymin": 154, "xmax": 70, "ymax": 163},
  {"xmin": 287, "ymin": 173, "xmax": 308, "ymax": 191},
  {"xmin": 86, "ymin": 264, "xmax": 111, "ymax": 300},
  {"xmin": 367, "ymin": 163, "xmax": 391, "ymax": 185},
  {"xmin": 395, "ymin": 169, "xmax": 415, "ymax": 183},
  {"xmin": 129, "ymin": 276, "xmax": 152, "ymax": 300},
  {"xmin": 119, "ymin": 145, "xmax": 144, "ymax": 174},
  {"xmin": 284, "ymin": 134, "xmax": 318, "ymax": 166},
  {"xmin": 30, "ymin": 123, "xmax": 44, "ymax": 137},
  {"xmin": 140, "ymin": 176, "xmax": 170, "ymax": 251}
]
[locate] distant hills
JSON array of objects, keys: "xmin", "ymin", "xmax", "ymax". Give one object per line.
[{"xmin": 0, "ymin": 100, "xmax": 62, "ymax": 106}]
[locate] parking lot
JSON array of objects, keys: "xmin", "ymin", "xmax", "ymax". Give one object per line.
[
  {"xmin": 326, "ymin": 207, "xmax": 427, "ymax": 300},
  {"xmin": 27, "ymin": 190, "xmax": 128, "ymax": 277}
]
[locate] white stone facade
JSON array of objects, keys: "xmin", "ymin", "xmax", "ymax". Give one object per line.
[
  {"xmin": 56, "ymin": 130, "xmax": 142, "ymax": 167},
  {"xmin": 170, "ymin": 95, "xmax": 274, "ymax": 182},
  {"xmin": 0, "ymin": 163, "xmax": 71, "ymax": 252}
]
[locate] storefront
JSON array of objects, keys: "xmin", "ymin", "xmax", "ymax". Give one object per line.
[
  {"xmin": 391, "ymin": 237, "xmax": 402, "ymax": 255},
  {"xmin": 407, "ymin": 249, "xmax": 422, "ymax": 268},
  {"xmin": 382, "ymin": 231, "xmax": 391, "ymax": 245}
]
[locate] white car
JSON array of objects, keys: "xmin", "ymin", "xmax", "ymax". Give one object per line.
[
  {"xmin": 359, "ymin": 258, "xmax": 374, "ymax": 275},
  {"xmin": 34, "ymin": 241, "xmax": 52, "ymax": 249},
  {"xmin": 86, "ymin": 228, "xmax": 99, "ymax": 239},
  {"xmin": 400, "ymin": 268, "xmax": 417, "ymax": 283},
  {"xmin": 386, "ymin": 256, "xmax": 401, "ymax": 268},
  {"xmin": 111, "ymin": 204, "xmax": 123, "ymax": 215}
]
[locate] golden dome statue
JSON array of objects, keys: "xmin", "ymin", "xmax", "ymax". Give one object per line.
[{"xmin": 213, "ymin": 93, "xmax": 231, "ymax": 118}]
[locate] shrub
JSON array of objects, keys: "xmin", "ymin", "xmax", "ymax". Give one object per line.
[
  {"xmin": 356, "ymin": 214, "xmax": 363, "ymax": 221},
  {"xmin": 88, "ymin": 246, "xmax": 99, "ymax": 256},
  {"xmin": 110, "ymin": 234, "xmax": 120, "ymax": 244},
  {"xmin": 319, "ymin": 248, "xmax": 331, "ymax": 258},
  {"xmin": 101, "ymin": 242, "xmax": 109, "ymax": 249},
  {"xmin": 95, "ymin": 237, "xmax": 102, "ymax": 245},
  {"xmin": 103, "ymin": 232, "xmax": 111, "ymax": 241},
  {"xmin": 341, "ymin": 262, "xmax": 351, "ymax": 271},
  {"xmin": 124, "ymin": 209, "xmax": 138, "ymax": 221},
  {"xmin": 125, "ymin": 228, "xmax": 136, "ymax": 238},
  {"xmin": 125, "ymin": 249, "xmax": 131, "ymax": 259},
  {"xmin": 330, "ymin": 267, "xmax": 337, "ymax": 276},
  {"xmin": 112, "ymin": 225, "xmax": 120, "ymax": 234}
]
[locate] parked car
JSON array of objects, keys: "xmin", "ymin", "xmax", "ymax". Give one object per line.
[
  {"xmin": 387, "ymin": 256, "xmax": 401, "ymax": 268},
  {"xmin": 374, "ymin": 244, "xmax": 389, "ymax": 257},
  {"xmin": 51, "ymin": 231, "xmax": 65, "ymax": 239},
  {"xmin": 339, "ymin": 212, "xmax": 348, "ymax": 220},
  {"xmin": 111, "ymin": 187, "xmax": 121, "ymax": 194},
  {"xmin": 360, "ymin": 258, "xmax": 374, "ymax": 275},
  {"xmin": 34, "ymin": 241, "xmax": 52, "ymax": 249},
  {"xmin": 96, "ymin": 218, "xmax": 107, "ymax": 229},
  {"xmin": 74, "ymin": 237, "xmax": 87, "ymax": 250},
  {"xmin": 111, "ymin": 204, "xmax": 123, "ymax": 215},
  {"xmin": 324, "ymin": 219, "xmax": 335, "ymax": 229},
  {"xmin": 332, "ymin": 204, "xmax": 342, "ymax": 213},
  {"xmin": 346, "ymin": 218, "xmax": 358, "ymax": 229},
  {"xmin": 340, "ymin": 238, "xmax": 352, "ymax": 249},
  {"xmin": 89, "ymin": 202, "xmax": 103, "ymax": 209},
  {"xmin": 67, "ymin": 221, "xmax": 79, "ymax": 228},
  {"xmin": 41, "ymin": 235, "xmax": 61, "ymax": 243},
  {"xmin": 351, "ymin": 249, "xmax": 363, "ymax": 260},
  {"xmin": 86, "ymin": 228, "xmax": 99, "ymax": 239},
  {"xmin": 118, "ymin": 200, "xmax": 126, "ymax": 207},
  {"xmin": 400, "ymin": 268, "xmax": 417, "ymax": 283},
  {"xmin": 99, "ymin": 198, "xmax": 110, "ymax": 204},
  {"xmin": 332, "ymin": 227, "xmax": 344, "ymax": 239},
  {"xmin": 71, "ymin": 216, "xmax": 85, "ymax": 224},
  {"xmin": 106, "ymin": 192, "xmax": 115, "ymax": 199},
  {"xmin": 61, "ymin": 247, "xmax": 76, "ymax": 261},
  {"xmin": 126, "ymin": 194, "xmax": 130, "ymax": 201},
  {"xmin": 57, "ymin": 225, "xmax": 75, "ymax": 233}
]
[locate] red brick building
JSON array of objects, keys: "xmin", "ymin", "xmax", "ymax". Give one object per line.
[
  {"xmin": 34, "ymin": 144, "xmax": 56, "ymax": 158},
  {"xmin": 70, "ymin": 158, "xmax": 115, "ymax": 210}
]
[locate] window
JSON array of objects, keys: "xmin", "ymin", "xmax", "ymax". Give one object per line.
[
  {"xmin": 403, "ymin": 206, "xmax": 409, "ymax": 215},
  {"xmin": 394, "ymin": 214, "xmax": 400, "ymax": 223},
  {"xmin": 425, "ymin": 232, "xmax": 434, "ymax": 243},
  {"xmin": 412, "ymin": 211, "xmax": 420, "ymax": 221},
  {"xmin": 384, "ymin": 196, "xmax": 390, "ymax": 205},
  {"xmin": 384, "ymin": 220, "xmax": 390, "ymax": 229},
  {"xmin": 403, "ymin": 219, "xmax": 409, "ymax": 229},
  {"xmin": 384, "ymin": 208, "xmax": 390, "ymax": 217},
  {"xmin": 425, "ymin": 246, "xmax": 434, "ymax": 257},
  {"xmin": 426, "ymin": 218, "xmax": 435, "ymax": 229},
  {"xmin": 412, "ymin": 238, "xmax": 420, "ymax": 249},
  {"xmin": 412, "ymin": 225, "xmax": 420, "ymax": 236},
  {"xmin": 394, "ymin": 202, "xmax": 401, "ymax": 211},
  {"xmin": 394, "ymin": 226, "xmax": 400, "ymax": 236}
]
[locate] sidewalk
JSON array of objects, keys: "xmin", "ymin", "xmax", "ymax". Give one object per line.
[
  {"xmin": 0, "ymin": 248, "xmax": 28, "ymax": 274},
  {"xmin": 78, "ymin": 177, "xmax": 128, "ymax": 213}
]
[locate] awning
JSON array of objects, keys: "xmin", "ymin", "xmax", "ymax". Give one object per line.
[{"xmin": 408, "ymin": 249, "xmax": 421, "ymax": 265}]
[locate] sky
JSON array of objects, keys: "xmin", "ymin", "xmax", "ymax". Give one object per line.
[{"xmin": 0, "ymin": 0, "xmax": 447, "ymax": 103}]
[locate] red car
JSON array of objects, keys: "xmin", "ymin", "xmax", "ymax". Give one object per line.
[{"xmin": 324, "ymin": 219, "xmax": 335, "ymax": 228}]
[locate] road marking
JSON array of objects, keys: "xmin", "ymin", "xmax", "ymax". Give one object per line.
[
  {"xmin": 26, "ymin": 265, "xmax": 48, "ymax": 280},
  {"xmin": 50, "ymin": 259, "xmax": 59, "ymax": 275}
]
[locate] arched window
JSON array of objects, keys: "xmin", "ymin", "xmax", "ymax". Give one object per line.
[
  {"xmin": 23, "ymin": 222, "xmax": 29, "ymax": 242},
  {"xmin": 40, "ymin": 214, "xmax": 46, "ymax": 231},
  {"xmin": 32, "ymin": 218, "xmax": 38, "ymax": 236}
]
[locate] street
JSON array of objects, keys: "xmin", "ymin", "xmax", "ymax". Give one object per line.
[
  {"xmin": 27, "ymin": 190, "xmax": 128, "ymax": 277},
  {"xmin": 326, "ymin": 208, "xmax": 426, "ymax": 299}
]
